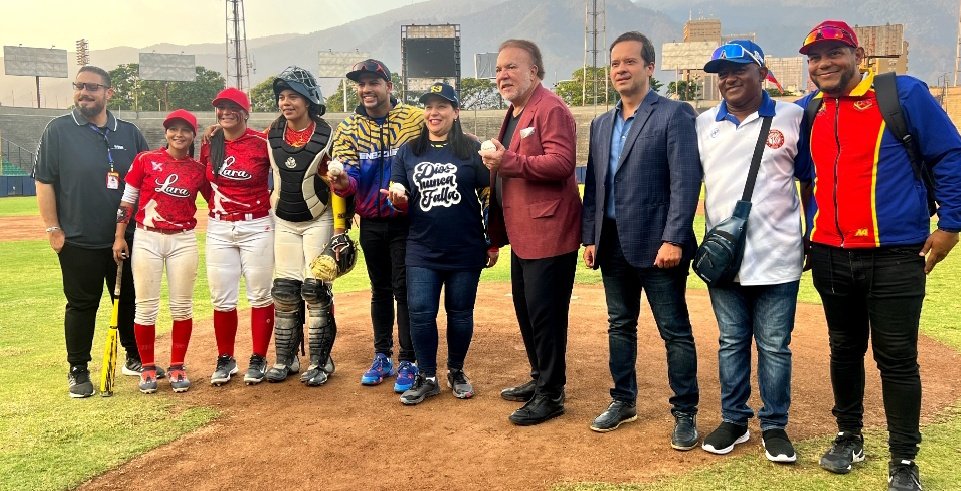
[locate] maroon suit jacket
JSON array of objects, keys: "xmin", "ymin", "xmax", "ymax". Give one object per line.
[{"xmin": 488, "ymin": 84, "xmax": 582, "ymax": 259}]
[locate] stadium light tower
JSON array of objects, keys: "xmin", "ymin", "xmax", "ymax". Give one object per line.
[
  {"xmin": 225, "ymin": 0, "xmax": 252, "ymax": 90},
  {"xmin": 75, "ymin": 39, "xmax": 89, "ymax": 66}
]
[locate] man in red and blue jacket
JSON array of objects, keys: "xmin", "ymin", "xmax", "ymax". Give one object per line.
[{"xmin": 796, "ymin": 20, "xmax": 961, "ymax": 491}]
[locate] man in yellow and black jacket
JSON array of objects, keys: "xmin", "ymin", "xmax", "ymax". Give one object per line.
[{"xmin": 328, "ymin": 59, "xmax": 424, "ymax": 394}]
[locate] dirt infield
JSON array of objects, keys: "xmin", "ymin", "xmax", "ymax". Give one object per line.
[
  {"xmin": 0, "ymin": 212, "xmax": 210, "ymax": 242},
  {"xmin": 78, "ymin": 284, "xmax": 961, "ymax": 490}
]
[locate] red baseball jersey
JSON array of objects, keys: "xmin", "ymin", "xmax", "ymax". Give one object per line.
[
  {"xmin": 126, "ymin": 148, "xmax": 208, "ymax": 231},
  {"xmin": 200, "ymin": 128, "xmax": 271, "ymax": 217}
]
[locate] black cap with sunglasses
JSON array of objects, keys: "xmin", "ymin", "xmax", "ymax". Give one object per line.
[{"xmin": 346, "ymin": 59, "xmax": 392, "ymax": 82}]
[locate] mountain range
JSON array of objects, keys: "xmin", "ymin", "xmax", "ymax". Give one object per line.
[{"xmin": 1, "ymin": 0, "xmax": 955, "ymax": 108}]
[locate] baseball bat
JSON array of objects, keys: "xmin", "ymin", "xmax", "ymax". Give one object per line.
[{"xmin": 99, "ymin": 259, "xmax": 124, "ymax": 397}]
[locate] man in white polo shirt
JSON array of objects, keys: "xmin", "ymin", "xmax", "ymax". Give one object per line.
[{"xmin": 694, "ymin": 40, "xmax": 812, "ymax": 464}]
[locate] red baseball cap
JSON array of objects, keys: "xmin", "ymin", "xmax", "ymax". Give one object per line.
[
  {"xmin": 163, "ymin": 109, "xmax": 198, "ymax": 133},
  {"xmin": 212, "ymin": 87, "xmax": 251, "ymax": 112},
  {"xmin": 799, "ymin": 20, "xmax": 859, "ymax": 55}
]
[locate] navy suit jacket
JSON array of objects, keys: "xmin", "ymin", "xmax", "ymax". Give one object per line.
[{"xmin": 582, "ymin": 90, "xmax": 702, "ymax": 269}]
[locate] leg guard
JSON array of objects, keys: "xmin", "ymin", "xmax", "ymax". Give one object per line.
[
  {"xmin": 300, "ymin": 279, "xmax": 336, "ymax": 386},
  {"xmin": 266, "ymin": 278, "xmax": 302, "ymax": 382}
]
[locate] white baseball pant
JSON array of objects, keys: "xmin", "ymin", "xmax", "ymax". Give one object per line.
[
  {"xmin": 131, "ymin": 228, "xmax": 199, "ymax": 325},
  {"xmin": 274, "ymin": 209, "xmax": 333, "ymax": 282},
  {"xmin": 206, "ymin": 215, "xmax": 275, "ymax": 310}
]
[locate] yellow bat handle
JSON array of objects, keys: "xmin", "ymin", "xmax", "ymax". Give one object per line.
[{"xmin": 100, "ymin": 260, "xmax": 124, "ymax": 396}]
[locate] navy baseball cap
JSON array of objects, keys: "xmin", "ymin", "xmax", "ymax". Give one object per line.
[
  {"xmin": 703, "ymin": 40, "xmax": 766, "ymax": 74},
  {"xmin": 419, "ymin": 82, "xmax": 459, "ymax": 108}
]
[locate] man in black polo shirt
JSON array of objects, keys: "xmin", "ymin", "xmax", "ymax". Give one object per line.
[{"xmin": 34, "ymin": 66, "xmax": 153, "ymax": 398}]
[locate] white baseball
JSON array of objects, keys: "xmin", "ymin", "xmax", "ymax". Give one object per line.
[
  {"xmin": 480, "ymin": 140, "xmax": 496, "ymax": 152},
  {"xmin": 389, "ymin": 182, "xmax": 406, "ymax": 195},
  {"xmin": 328, "ymin": 159, "xmax": 344, "ymax": 176}
]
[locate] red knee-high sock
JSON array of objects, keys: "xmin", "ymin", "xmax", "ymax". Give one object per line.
[
  {"xmin": 170, "ymin": 319, "xmax": 193, "ymax": 366},
  {"xmin": 213, "ymin": 309, "xmax": 238, "ymax": 357},
  {"xmin": 134, "ymin": 323, "xmax": 156, "ymax": 367},
  {"xmin": 251, "ymin": 305, "xmax": 274, "ymax": 357}
]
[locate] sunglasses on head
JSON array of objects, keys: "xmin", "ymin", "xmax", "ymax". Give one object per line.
[
  {"xmin": 802, "ymin": 26, "xmax": 855, "ymax": 49},
  {"xmin": 352, "ymin": 60, "xmax": 387, "ymax": 75},
  {"xmin": 710, "ymin": 44, "xmax": 763, "ymax": 67},
  {"xmin": 72, "ymin": 82, "xmax": 109, "ymax": 91}
]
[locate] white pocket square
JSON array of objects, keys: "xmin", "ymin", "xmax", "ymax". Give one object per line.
[{"xmin": 520, "ymin": 127, "xmax": 536, "ymax": 138}]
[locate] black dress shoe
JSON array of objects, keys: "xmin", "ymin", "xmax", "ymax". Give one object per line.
[
  {"xmin": 590, "ymin": 400, "xmax": 638, "ymax": 432},
  {"xmin": 500, "ymin": 379, "xmax": 536, "ymax": 402},
  {"xmin": 508, "ymin": 393, "xmax": 565, "ymax": 426},
  {"xmin": 671, "ymin": 411, "xmax": 700, "ymax": 450}
]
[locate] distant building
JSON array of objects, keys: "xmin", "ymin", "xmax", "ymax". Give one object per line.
[
  {"xmin": 854, "ymin": 24, "xmax": 909, "ymax": 74},
  {"xmin": 765, "ymin": 56, "xmax": 809, "ymax": 94},
  {"xmin": 684, "ymin": 19, "xmax": 721, "ymax": 43}
]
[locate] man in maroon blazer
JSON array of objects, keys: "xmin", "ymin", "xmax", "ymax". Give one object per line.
[{"xmin": 480, "ymin": 39, "xmax": 582, "ymax": 426}]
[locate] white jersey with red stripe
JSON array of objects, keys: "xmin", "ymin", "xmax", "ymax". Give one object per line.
[
  {"xmin": 201, "ymin": 128, "xmax": 271, "ymax": 218},
  {"xmin": 126, "ymin": 149, "xmax": 207, "ymax": 231}
]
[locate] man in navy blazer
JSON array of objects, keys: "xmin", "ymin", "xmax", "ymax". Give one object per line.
[{"xmin": 582, "ymin": 31, "xmax": 702, "ymax": 449}]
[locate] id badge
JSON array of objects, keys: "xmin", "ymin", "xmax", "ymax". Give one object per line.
[{"xmin": 106, "ymin": 171, "xmax": 120, "ymax": 190}]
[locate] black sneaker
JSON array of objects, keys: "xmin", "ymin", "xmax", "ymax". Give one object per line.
[
  {"xmin": 210, "ymin": 354, "xmax": 238, "ymax": 386},
  {"xmin": 122, "ymin": 356, "xmax": 166, "ymax": 379},
  {"xmin": 762, "ymin": 428, "xmax": 797, "ymax": 463},
  {"xmin": 888, "ymin": 459, "xmax": 922, "ymax": 491},
  {"xmin": 244, "ymin": 354, "xmax": 268, "ymax": 385},
  {"xmin": 671, "ymin": 411, "xmax": 700, "ymax": 451},
  {"xmin": 400, "ymin": 374, "xmax": 440, "ymax": 405},
  {"xmin": 702, "ymin": 421, "xmax": 749, "ymax": 454},
  {"xmin": 590, "ymin": 400, "xmax": 638, "ymax": 432},
  {"xmin": 67, "ymin": 365, "xmax": 95, "ymax": 398},
  {"xmin": 500, "ymin": 379, "xmax": 536, "ymax": 402},
  {"xmin": 819, "ymin": 431, "xmax": 865, "ymax": 474},
  {"xmin": 446, "ymin": 369, "xmax": 474, "ymax": 399}
]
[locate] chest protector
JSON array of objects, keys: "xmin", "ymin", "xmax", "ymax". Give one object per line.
[{"xmin": 268, "ymin": 118, "xmax": 333, "ymax": 222}]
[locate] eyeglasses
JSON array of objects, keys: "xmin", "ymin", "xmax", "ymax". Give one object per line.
[
  {"xmin": 73, "ymin": 82, "xmax": 109, "ymax": 91},
  {"xmin": 802, "ymin": 26, "xmax": 856, "ymax": 50},
  {"xmin": 352, "ymin": 60, "xmax": 388, "ymax": 75},
  {"xmin": 710, "ymin": 44, "xmax": 764, "ymax": 67}
]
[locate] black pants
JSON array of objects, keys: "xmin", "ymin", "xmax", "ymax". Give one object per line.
[
  {"xmin": 810, "ymin": 243, "xmax": 925, "ymax": 460},
  {"xmin": 57, "ymin": 243, "xmax": 138, "ymax": 367},
  {"xmin": 359, "ymin": 217, "xmax": 414, "ymax": 362},
  {"xmin": 510, "ymin": 250, "xmax": 577, "ymax": 398}
]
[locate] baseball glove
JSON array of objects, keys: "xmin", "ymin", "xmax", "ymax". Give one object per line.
[{"xmin": 309, "ymin": 233, "xmax": 358, "ymax": 282}]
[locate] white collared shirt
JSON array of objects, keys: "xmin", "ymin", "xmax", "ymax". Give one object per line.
[{"xmin": 696, "ymin": 100, "xmax": 807, "ymax": 285}]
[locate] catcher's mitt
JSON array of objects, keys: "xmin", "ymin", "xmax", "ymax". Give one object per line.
[{"xmin": 310, "ymin": 233, "xmax": 357, "ymax": 282}]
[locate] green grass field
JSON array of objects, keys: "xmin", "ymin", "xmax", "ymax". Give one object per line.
[{"xmin": 0, "ymin": 196, "xmax": 959, "ymax": 490}]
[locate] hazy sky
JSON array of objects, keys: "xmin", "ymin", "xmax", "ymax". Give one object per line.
[{"xmin": 1, "ymin": 0, "xmax": 425, "ymax": 49}]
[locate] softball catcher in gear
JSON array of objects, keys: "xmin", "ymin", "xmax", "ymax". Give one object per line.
[{"xmin": 309, "ymin": 233, "xmax": 358, "ymax": 282}]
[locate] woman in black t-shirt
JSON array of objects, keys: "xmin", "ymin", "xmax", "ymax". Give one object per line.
[{"xmin": 386, "ymin": 82, "xmax": 496, "ymax": 405}]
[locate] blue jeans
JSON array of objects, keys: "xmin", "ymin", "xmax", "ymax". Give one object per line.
[
  {"xmin": 406, "ymin": 266, "xmax": 481, "ymax": 377},
  {"xmin": 600, "ymin": 236, "xmax": 699, "ymax": 413},
  {"xmin": 707, "ymin": 280, "xmax": 799, "ymax": 430}
]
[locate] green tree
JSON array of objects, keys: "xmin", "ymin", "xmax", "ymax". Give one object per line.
[
  {"xmin": 552, "ymin": 67, "xmax": 662, "ymax": 106},
  {"xmin": 325, "ymin": 80, "xmax": 358, "ymax": 113},
  {"xmin": 667, "ymin": 80, "xmax": 700, "ymax": 101},
  {"xmin": 108, "ymin": 64, "xmax": 225, "ymax": 111},
  {"xmin": 765, "ymin": 87, "xmax": 796, "ymax": 97},
  {"xmin": 459, "ymin": 77, "xmax": 500, "ymax": 109},
  {"xmin": 250, "ymin": 76, "xmax": 277, "ymax": 112}
]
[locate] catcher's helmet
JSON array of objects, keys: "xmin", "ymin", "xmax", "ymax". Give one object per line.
[{"xmin": 274, "ymin": 65, "xmax": 325, "ymax": 113}]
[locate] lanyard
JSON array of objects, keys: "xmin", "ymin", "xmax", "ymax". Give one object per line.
[{"xmin": 88, "ymin": 124, "xmax": 115, "ymax": 172}]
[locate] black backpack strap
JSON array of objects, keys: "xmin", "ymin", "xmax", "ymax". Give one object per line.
[
  {"xmin": 741, "ymin": 116, "xmax": 774, "ymax": 202},
  {"xmin": 874, "ymin": 71, "xmax": 937, "ymax": 214},
  {"xmin": 804, "ymin": 94, "xmax": 822, "ymax": 130}
]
